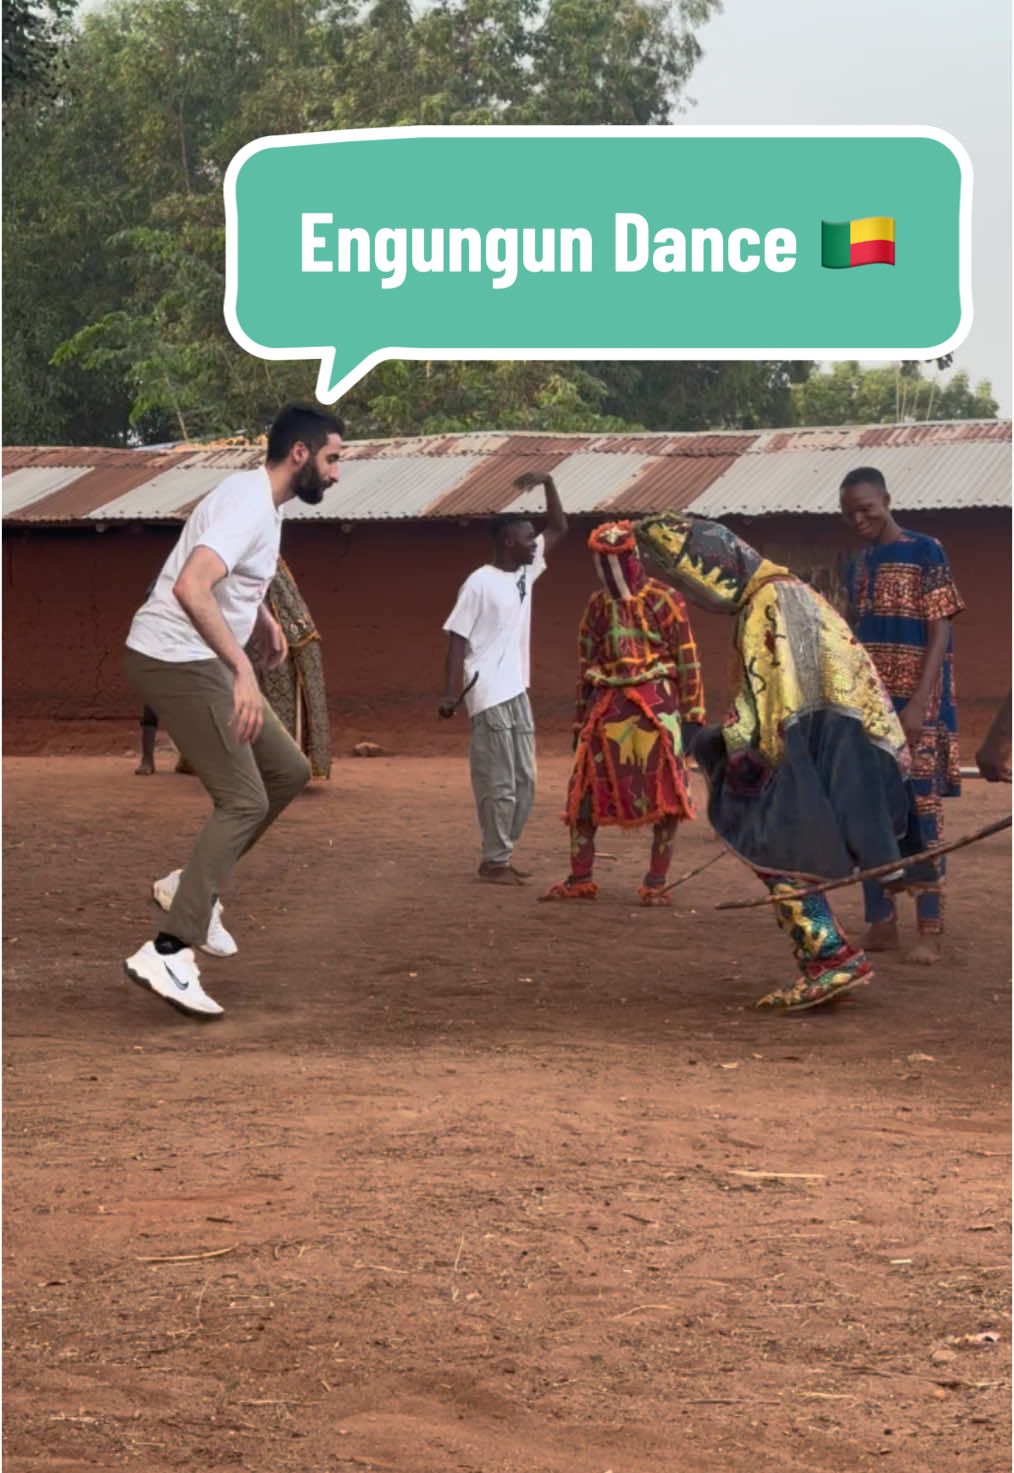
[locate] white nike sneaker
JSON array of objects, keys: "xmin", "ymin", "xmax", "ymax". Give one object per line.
[
  {"xmin": 152, "ymin": 870, "xmax": 238, "ymax": 958},
  {"xmin": 123, "ymin": 941, "xmax": 223, "ymax": 1018}
]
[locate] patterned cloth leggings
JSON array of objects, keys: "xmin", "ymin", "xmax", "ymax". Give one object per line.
[
  {"xmin": 569, "ymin": 815, "xmax": 679, "ymax": 887},
  {"xmin": 766, "ymin": 876, "xmax": 860, "ymax": 976}
]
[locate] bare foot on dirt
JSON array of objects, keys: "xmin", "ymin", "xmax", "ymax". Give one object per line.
[
  {"xmin": 905, "ymin": 937, "xmax": 941, "ymax": 966},
  {"xmin": 861, "ymin": 920, "xmax": 900, "ymax": 952},
  {"xmin": 134, "ymin": 761, "xmax": 154, "ymax": 776}
]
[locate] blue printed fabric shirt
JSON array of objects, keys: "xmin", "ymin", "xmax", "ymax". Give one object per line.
[{"xmin": 846, "ymin": 528, "xmax": 964, "ymax": 797}]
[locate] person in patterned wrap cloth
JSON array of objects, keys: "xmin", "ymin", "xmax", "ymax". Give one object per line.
[
  {"xmin": 256, "ymin": 557, "xmax": 332, "ymax": 780},
  {"xmin": 541, "ymin": 521, "xmax": 704, "ymax": 906},
  {"xmin": 634, "ymin": 512, "xmax": 933, "ymax": 1014},
  {"xmin": 840, "ymin": 467, "xmax": 964, "ymax": 966}
]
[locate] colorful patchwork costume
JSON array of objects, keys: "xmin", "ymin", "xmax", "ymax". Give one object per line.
[
  {"xmin": 635, "ymin": 513, "xmax": 931, "ymax": 1012},
  {"xmin": 258, "ymin": 558, "xmax": 332, "ymax": 780},
  {"xmin": 846, "ymin": 529, "xmax": 963, "ymax": 936},
  {"xmin": 542, "ymin": 522, "xmax": 703, "ymax": 905}
]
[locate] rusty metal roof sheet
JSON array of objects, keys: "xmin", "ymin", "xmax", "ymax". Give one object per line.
[
  {"xmin": 3, "ymin": 448, "xmax": 191, "ymax": 521},
  {"xmin": 2, "ymin": 446, "xmax": 178, "ymax": 472},
  {"xmin": 575, "ymin": 431, "xmax": 756, "ymax": 457},
  {"xmin": 499, "ymin": 450, "xmax": 649, "ymax": 516},
  {"xmin": 89, "ymin": 463, "xmax": 245, "ymax": 521},
  {"xmin": 856, "ymin": 420, "xmax": 1011, "ymax": 448},
  {"xmin": 2, "ymin": 422, "xmax": 1009, "ymax": 524},
  {"xmin": 3, "ymin": 466, "xmax": 92, "ymax": 516},
  {"xmin": 285, "ymin": 453, "xmax": 482, "ymax": 521},
  {"xmin": 750, "ymin": 421, "xmax": 1010, "ymax": 455},
  {"xmin": 425, "ymin": 437, "xmax": 587, "ymax": 518},
  {"xmin": 163, "ymin": 448, "xmax": 263, "ymax": 471},
  {"xmin": 28, "ymin": 464, "xmax": 188, "ymax": 522},
  {"xmin": 607, "ymin": 450, "xmax": 747, "ymax": 514},
  {"xmin": 691, "ymin": 438, "xmax": 1012, "ymax": 516}
]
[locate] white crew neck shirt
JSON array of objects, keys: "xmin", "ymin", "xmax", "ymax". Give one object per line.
[
  {"xmin": 127, "ymin": 467, "xmax": 283, "ymax": 663},
  {"xmin": 442, "ymin": 534, "xmax": 547, "ymax": 717}
]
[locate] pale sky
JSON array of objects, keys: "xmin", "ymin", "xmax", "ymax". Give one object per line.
[{"xmin": 688, "ymin": 0, "xmax": 1012, "ymax": 414}]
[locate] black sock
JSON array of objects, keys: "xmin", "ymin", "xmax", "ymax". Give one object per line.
[{"xmin": 155, "ymin": 932, "xmax": 186, "ymax": 955}]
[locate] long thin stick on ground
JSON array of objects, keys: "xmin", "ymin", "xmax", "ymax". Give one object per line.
[
  {"xmin": 715, "ymin": 815, "xmax": 1011, "ymax": 911},
  {"xmin": 658, "ymin": 848, "xmax": 728, "ymax": 896},
  {"xmin": 136, "ymin": 1245, "xmax": 237, "ymax": 1264}
]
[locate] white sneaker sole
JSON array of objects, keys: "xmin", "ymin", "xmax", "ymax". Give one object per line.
[
  {"xmin": 123, "ymin": 956, "xmax": 224, "ymax": 1019},
  {"xmin": 201, "ymin": 931, "xmax": 238, "ymax": 959},
  {"xmin": 151, "ymin": 877, "xmax": 238, "ymax": 958}
]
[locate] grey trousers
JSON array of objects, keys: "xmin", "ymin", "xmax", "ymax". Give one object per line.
[
  {"xmin": 124, "ymin": 648, "xmax": 310, "ymax": 948},
  {"xmin": 469, "ymin": 692, "xmax": 536, "ymax": 866}
]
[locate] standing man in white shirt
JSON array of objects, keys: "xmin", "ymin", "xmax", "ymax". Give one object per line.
[
  {"xmin": 439, "ymin": 471, "xmax": 568, "ymax": 885},
  {"xmin": 122, "ymin": 402, "xmax": 344, "ymax": 1018}
]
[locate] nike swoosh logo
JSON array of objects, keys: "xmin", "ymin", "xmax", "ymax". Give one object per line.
[{"xmin": 163, "ymin": 961, "xmax": 190, "ymax": 992}]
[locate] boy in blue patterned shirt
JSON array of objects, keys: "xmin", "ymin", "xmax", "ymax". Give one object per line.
[{"xmin": 841, "ymin": 466, "xmax": 964, "ymax": 966}]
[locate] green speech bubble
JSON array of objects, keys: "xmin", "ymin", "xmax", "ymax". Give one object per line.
[{"xmin": 224, "ymin": 126, "xmax": 971, "ymax": 404}]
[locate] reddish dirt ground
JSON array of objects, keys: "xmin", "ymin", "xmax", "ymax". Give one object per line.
[{"xmin": 3, "ymin": 752, "xmax": 1011, "ymax": 1473}]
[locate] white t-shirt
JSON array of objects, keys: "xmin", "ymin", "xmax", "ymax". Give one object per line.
[
  {"xmin": 442, "ymin": 534, "xmax": 547, "ymax": 717},
  {"xmin": 127, "ymin": 467, "xmax": 283, "ymax": 663}
]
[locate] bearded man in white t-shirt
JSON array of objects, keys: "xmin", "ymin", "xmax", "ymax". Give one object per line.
[
  {"xmin": 122, "ymin": 402, "xmax": 344, "ymax": 1018},
  {"xmin": 439, "ymin": 471, "xmax": 568, "ymax": 885}
]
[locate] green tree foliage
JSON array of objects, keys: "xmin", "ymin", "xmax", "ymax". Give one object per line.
[
  {"xmin": 2, "ymin": 0, "xmax": 75, "ymax": 105},
  {"xmin": 9, "ymin": 0, "xmax": 790, "ymax": 446},
  {"xmin": 790, "ymin": 361, "xmax": 998, "ymax": 427},
  {"xmin": 587, "ymin": 360, "xmax": 812, "ymax": 431},
  {"xmin": 3, "ymin": 0, "xmax": 998, "ymax": 446}
]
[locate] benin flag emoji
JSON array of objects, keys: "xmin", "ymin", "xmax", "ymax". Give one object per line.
[{"xmin": 821, "ymin": 216, "xmax": 895, "ymax": 268}]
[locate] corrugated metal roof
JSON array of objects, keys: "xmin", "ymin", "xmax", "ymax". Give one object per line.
[
  {"xmin": 750, "ymin": 421, "xmax": 1011, "ymax": 455},
  {"xmin": 857, "ymin": 420, "xmax": 1011, "ymax": 448},
  {"xmin": 426, "ymin": 437, "xmax": 586, "ymax": 517},
  {"xmin": 691, "ymin": 440, "xmax": 1012, "ymax": 517},
  {"xmin": 285, "ymin": 454, "xmax": 482, "ymax": 521},
  {"xmin": 2, "ymin": 421, "xmax": 1009, "ymax": 524},
  {"xmin": 761, "ymin": 427, "xmax": 874, "ymax": 455},
  {"xmin": 576, "ymin": 431, "xmax": 756, "ymax": 456},
  {"xmin": 667, "ymin": 432, "xmax": 759, "ymax": 455},
  {"xmin": 27, "ymin": 462, "xmax": 189, "ymax": 522},
  {"xmin": 606, "ymin": 449, "xmax": 746, "ymax": 514},
  {"xmin": 3, "ymin": 449, "xmax": 190, "ymax": 521},
  {"xmin": 166, "ymin": 449, "xmax": 263, "ymax": 470},
  {"xmin": 3, "ymin": 448, "xmax": 55, "ymax": 471},
  {"xmin": 2, "ymin": 446, "xmax": 169, "ymax": 471},
  {"xmin": 2, "ymin": 466, "xmax": 90, "ymax": 516},
  {"xmin": 576, "ymin": 433, "xmax": 674, "ymax": 456},
  {"xmin": 499, "ymin": 451, "xmax": 649, "ymax": 515},
  {"xmin": 499, "ymin": 432, "xmax": 759, "ymax": 516},
  {"xmin": 89, "ymin": 464, "xmax": 242, "ymax": 521},
  {"xmin": 343, "ymin": 433, "xmax": 506, "ymax": 460}
]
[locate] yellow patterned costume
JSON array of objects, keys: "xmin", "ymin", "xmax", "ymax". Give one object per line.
[
  {"xmin": 639, "ymin": 517, "xmax": 906, "ymax": 771},
  {"xmin": 635, "ymin": 514, "xmax": 926, "ymax": 1014}
]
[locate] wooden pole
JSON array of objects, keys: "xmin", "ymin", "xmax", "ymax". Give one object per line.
[
  {"xmin": 714, "ymin": 815, "xmax": 1012, "ymax": 911},
  {"xmin": 452, "ymin": 671, "xmax": 479, "ymax": 711},
  {"xmin": 658, "ymin": 848, "xmax": 729, "ymax": 895}
]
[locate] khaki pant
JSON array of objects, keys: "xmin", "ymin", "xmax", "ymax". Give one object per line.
[
  {"xmin": 469, "ymin": 692, "xmax": 536, "ymax": 866},
  {"xmin": 124, "ymin": 648, "xmax": 310, "ymax": 948}
]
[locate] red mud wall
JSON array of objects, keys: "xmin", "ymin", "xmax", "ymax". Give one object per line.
[{"xmin": 3, "ymin": 510, "xmax": 1009, "ymax": 753}]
